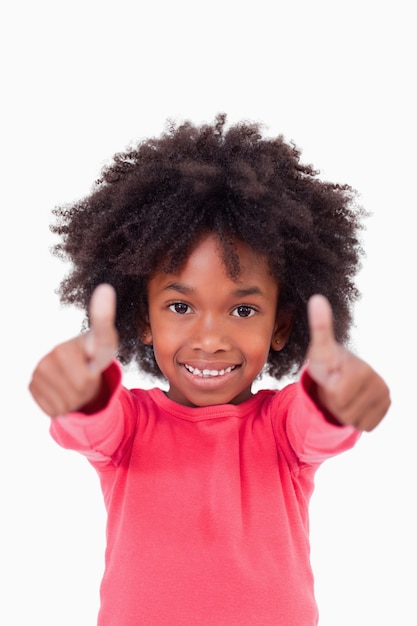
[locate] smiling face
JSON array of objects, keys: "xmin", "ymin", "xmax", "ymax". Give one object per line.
[{"xmin": 144, "ymin": 234, "xmax": 291, "ymax": 407}]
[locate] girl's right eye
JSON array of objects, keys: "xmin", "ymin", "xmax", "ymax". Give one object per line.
[{"xmin": 169, "ymin": 302, "xmax": 191, "ymax": 315}]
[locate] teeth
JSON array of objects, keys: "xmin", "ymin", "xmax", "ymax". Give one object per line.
[{"xmin": 184, "ymin": 364, "xmax": 236, "ymax": 378}]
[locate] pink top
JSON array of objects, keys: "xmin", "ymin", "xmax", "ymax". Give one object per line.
[{"xmin": 50, "ymin": 363, "xmax": 360, "ymax": 626}]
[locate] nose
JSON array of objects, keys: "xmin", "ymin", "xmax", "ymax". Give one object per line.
[{"xmin": 189, "ymin": 313, "xmax": 231, "ymax": 353}]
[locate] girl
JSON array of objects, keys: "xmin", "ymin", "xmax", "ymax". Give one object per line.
[{"xmin": 29, "ymin": 114, "xmax": 390, "ymax": 625}]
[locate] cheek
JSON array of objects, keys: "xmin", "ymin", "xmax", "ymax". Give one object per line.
[
  {"xmin": 153, "ymin": 324, "xmax": 183, "ymax": 347},
  {"xmin": 151, "ymin": 326, "xmax": 181, "ymax": 363},
  {"xmin": 244, "ymin": 330, "xmax": 273, "ymax": 359},
  {"xmin": 150, "ymin": 343, "xmax": 173, "ymax": 380}
]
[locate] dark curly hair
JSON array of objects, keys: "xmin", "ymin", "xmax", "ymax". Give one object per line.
[{"xmin": 51, "ymin": 113, "xmax": 366, "ymax": 381}]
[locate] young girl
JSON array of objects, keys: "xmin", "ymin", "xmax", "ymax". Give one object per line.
[{"xmin": 29, "ymin": 114, "xmax": 390, "ymax": 626}]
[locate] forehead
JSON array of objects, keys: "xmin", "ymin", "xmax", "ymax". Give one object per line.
[{"xmin": 149, "ymin": 233, "xmax": 277, "ymax": 293}]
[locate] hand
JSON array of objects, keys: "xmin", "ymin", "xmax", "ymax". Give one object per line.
[
  {"xmin": 306, "ymin": 295, "xmax": 390, "ymax": 431},
  {"xmin": 29, "ymin": 284, "xmax": 119, "ymax": 418}
]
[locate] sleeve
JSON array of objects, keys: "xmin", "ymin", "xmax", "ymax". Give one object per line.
[
  {"xmin": 275, "ymin": 369, "xmax": 361, "ymax": 466},
  {"xmin": 49, "ymin": 361, "xmax": 138, "ymax": 466}
]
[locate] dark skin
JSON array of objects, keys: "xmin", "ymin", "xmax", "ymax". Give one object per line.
[{"xmin": 29, "ymin": 237, "xmax": 390, "ymax": 431}]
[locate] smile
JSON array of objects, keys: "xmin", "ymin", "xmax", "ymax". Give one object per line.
[{"xmin": 184, "ymin": 364, "xmax": 237, "ymax": 378}]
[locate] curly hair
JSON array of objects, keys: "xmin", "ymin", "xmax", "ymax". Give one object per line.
[{"xmin": 51, "ymin": 113, "xmax": 366, "ymax": 381}]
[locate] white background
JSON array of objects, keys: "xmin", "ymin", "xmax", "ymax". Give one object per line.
[{"xmin": 1, "ymin": 1, "xmax": 416, "ymax": 624}]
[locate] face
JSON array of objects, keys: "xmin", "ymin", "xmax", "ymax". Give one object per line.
[{"xmin": 144, "ymin": 234, "xmax": 291, "ymax": 407}]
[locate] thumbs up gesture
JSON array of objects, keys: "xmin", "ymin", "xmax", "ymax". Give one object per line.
[
  {"xmin": 29, "ymin": 285, "xmax": 119, "ymax": 418},
  {"xmin": 306, "ymin": 295, "xmax": 390, "ymax": 431}
]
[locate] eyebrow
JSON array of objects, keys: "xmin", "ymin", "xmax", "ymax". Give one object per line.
[
  {"xmin": 162, "ymin": 282, "xmax": 195, "ymax": 295},
  {"xmin": 162, "ymin": 282, "xmax": 266, "ymax": 298}
]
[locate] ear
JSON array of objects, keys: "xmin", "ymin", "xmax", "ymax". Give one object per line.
[
  {"xmin": 139, "ymin": 320, "xmax": 153, "ymax": 345},
  {"xmin": 271, "ymin": 309, "xmax": 293, "ymax": 352}
]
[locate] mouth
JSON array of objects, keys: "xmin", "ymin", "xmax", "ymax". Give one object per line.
[{"xmin": 183, "ymin": 364, "xmax": 238, "ymax": 378}]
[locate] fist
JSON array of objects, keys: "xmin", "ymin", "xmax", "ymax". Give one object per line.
[
  {"xmin": 29, "ymin": 284, "xmax": 119, "ymax": 418},
  {"xmin": 306, "ymin": 295, "xmax": 390, "ymax": 431}
]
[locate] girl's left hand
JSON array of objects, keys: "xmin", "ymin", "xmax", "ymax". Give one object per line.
[{"xmin": 306, "ymin": 295, "xmax": 391, "ymax": 431}]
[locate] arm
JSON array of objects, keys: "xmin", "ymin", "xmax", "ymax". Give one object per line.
[{"xmin": 305, "ymin": 295, "xmax": 391, "ymax": 432}]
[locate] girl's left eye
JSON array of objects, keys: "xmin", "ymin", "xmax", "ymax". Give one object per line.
[
  {"xmin": 232, "ymin": 305, "xmax": 256, "ymax": 318},
  {"xmin": 169, "ymin": 302, "xmax": 191, "ymax": 314}
]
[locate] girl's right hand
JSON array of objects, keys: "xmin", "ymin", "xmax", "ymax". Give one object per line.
[{"xmin": 29, "ymin": 284, "xmax": 119, "ymax": 418}]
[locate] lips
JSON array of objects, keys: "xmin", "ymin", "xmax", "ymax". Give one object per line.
[{"xmin": 183, "ymin": 364, "xmax": 238, "ymax": 378}]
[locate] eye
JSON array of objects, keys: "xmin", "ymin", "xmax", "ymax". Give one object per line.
[
  {"xmin": 232, "ymin": 305, "xmax": 256, "ymax": 318},
  {"xmin": 169, "ymin": 302, "xmax": 192, "ymax": 315}
]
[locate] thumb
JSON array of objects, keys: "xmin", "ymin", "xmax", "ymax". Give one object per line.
[
  {"xmin": 85, "ymin": 284, "xmax": 118, "ymax": 373},
  {"xmin": 306, "ymin": 294, "xmax": 342, "ymax": 385}
]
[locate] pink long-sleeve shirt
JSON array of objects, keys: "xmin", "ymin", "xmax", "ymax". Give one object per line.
[{"xmin": 50, "ymin": 363, "xmax": 360, "ymax": 626}]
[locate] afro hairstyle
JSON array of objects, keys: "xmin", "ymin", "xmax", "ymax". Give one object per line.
[{"xmin": 51, "ymin": 113, "xmax": 366, "ymax": 381}]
